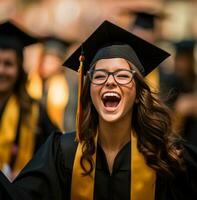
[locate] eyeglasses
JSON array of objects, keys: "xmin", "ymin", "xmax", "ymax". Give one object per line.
[{"xmin": 87, "ymin": 69, "xmax": 136, "ymax": 85}]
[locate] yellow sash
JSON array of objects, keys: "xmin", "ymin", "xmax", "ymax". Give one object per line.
[
  {"xmin": 146, "ymin": 68, "xmax": 159, "ymax": 92},
  {"xmin": 46, "ymin": 74, "xmax": 69, "ymax": 131},
  {"xmin": 0, "ymin": 95, "xmax": 39, "ymax": 174},
  {"xmin": 71, "ymin": 134, "xmax": 97, "ymax": 200},
  {"xmin": 71, "ymin": 132, "xmax": 156, "ymax": 200},
  {"xmin": 27, "ymin": 72, "xmax": 43, "ymax": 101},
  {"xmin": 131, "ymin": 134, "xmax": 156, "ymax": 200},
  {"xmin": 28, "ymin": 73, "xmax": 69, "ymax": 131}
]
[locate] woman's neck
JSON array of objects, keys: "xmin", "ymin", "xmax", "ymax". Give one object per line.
[{"xmin": 98, "ymin": 114, "xmax": 132, "ymax": 151}]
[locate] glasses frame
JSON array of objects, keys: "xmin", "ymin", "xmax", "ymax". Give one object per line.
[{"xmin": 87, "ymin": 69, "xmax": 136, "ymax": 85}]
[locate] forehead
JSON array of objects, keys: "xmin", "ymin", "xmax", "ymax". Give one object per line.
[
  {"xmin": 94, "ymin": 58, "xmax": 132, "ymax": 70},
  {"xmin": 0, "ymin": 49, "xmax": 17, "ymax": 59}
]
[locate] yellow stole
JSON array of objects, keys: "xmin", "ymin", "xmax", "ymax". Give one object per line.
[
  {"xmin": 146, "ymin": 68, "xmax": 159, "ymax": 92},
  {"xmin": 0, "ymin": 95, "xmax": 39, "ymax": 174},
  {"xmin": 46, "ymin": 73, "xmax": 69, "ymax": 131},
  {"xmin": 71, "ymin": 132, "xmax": 156, "ymax": 200},
  {"xmin": 27, "ymin": 73, "xmax": 69, "ymax": 131}
]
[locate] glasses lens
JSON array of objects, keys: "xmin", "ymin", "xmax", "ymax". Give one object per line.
[
  {"xmin": 115, "ymin": 70, "xmax": 133, "ymax": 84},
  {"xmin": 90, "ymin": 70, "xmax": 107, "ymax": 85}
]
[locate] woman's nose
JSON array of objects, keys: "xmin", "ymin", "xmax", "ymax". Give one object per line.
[{"xmin": 105, "ymin": 74, "xmax": 117, "ymax": 87}]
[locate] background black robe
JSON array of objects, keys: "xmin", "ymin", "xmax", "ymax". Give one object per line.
[
  {"xmin": 0, "ymin": 102, "xmax": 58, "ymax": 167},
  {"xmin": 0, "ymin": 132, "xmax": 197, "ymax": 200}
]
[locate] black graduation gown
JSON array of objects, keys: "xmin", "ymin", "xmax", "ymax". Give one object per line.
[
  {"xmin": 0, "ymin": 102, "xmax": 58, "ymax": 152},
  {"xmin": 159, "ymin": 72, "xmax": 197, "ymax": 146},
  {"xmin": 0, "ymin": 102, "xmax": 58, "ymax": 172},
  {"xmin": 0, "ymin": 132, "xmax": 197, "ymax": 200},
  {"xmin": 34, "ymin": 103, "xmax": 59, "ymax": 151}
]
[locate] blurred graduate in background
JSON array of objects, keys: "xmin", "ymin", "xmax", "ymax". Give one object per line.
[
  {"xmin": 28, "ymin": 36, "xmax": 78, "ymax": 132},
  {"xmin": 129, "ymin": 10, "xmax": 165, "ymax": 92},
  {"xmin": 160, "ymin": 39, "xmax": 197, "ymax": 145},
  {"xmin": 0, "ymin": 21, "xmax": 57, "ymax": 180}
]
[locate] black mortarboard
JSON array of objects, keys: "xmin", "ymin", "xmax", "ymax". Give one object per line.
[
  {"xmin": 0, "ymin": 21, "xmax": 38, "ymax": 51},
  {"xmin": 63, "ymin": 20, "xmax": 170, "ymax": 141},
  {"xmin": 63, "ymin": 20, "xmax": 170, "ymax": 76},
  {"xmin": 42, "ymin": 36, "xmax": 72, "ymax": 59},
  {"xmin": 133, "ymin": 12, "xmax": 158, "ymax": 30},
  {"xmin": 174, "ymin": 39, "xmax": 196, "ymax": 55}
]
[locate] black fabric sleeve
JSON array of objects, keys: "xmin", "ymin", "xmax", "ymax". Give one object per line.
[
  {"xmin": 0, "ymin": 132, "xmax": 67, "ymax": 200},
  {"xmin": 34, "ymin": 104, "xmax": 59, "ymax": 152},
  {"xmin": 183, "ymin": 142, "xmax": 197, "ymax": 198}
]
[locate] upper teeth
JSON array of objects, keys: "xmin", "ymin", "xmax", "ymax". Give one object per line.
[{"xmin": 103, "ymin": 93, "xmax": 120, "ymax": 99}]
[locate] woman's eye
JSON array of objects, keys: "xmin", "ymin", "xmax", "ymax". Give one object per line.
[
  {"xmin": 94, "ymin": 75, "xmax": 106, "ymax": 79},
  {"xmin": 117, "ymin": 74, "xmax": 129, "ymax": 78},
  {"xmin": 93, "ymin": 72, "xmax": 106, "ymax": 79},
  {"xmin": 116, "ymin": 73, "xmax": 130, "ymax": 78}
]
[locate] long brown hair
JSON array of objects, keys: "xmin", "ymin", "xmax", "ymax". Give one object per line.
[
  {"xmin": 80, "ymin": 61, "xmax": 184, "ymax": 177},
  {"xmin": 0, "ymin": 46, "xmax": 34, "ymax": 126},
  {"xmin": 14, "ymin": 50, "xmax": 34, "ymax": 125}
]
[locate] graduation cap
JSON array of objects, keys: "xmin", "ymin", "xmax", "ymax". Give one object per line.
[
  {"xmin": 63, "ymin": 20, "xmax": 170, "ymax": 76},
  {"xmin": 42, "ymin": 36, "xmax": 72, "ymax": 59},
  {"xmin": 63, "ymin": 20, "xmax": 170, "ymax": 141},
  {"xmin": 133, "ymin": 12, "xmax": 159, "ymax": 30},
  {"xmin": 174, "ymin": 39, "xmax": 196, "ymax": 55},
  {"xmin": 0, "ymin": 21, "xmax": 38, "ymax": 52}
]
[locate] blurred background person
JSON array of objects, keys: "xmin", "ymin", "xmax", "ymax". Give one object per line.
[
  {"xmin": 160, "ymin": 39, "xmax": 197, "ymax": 145},
  {"xmin": 28, "ymin": 36, "xmax": 78, "ymax": 132},
  {"xmin": 130, "ymin": 12, "xmax": 160, "ymax": 44},
  {"xmin": 128, "ymin": 10, "xmax": 166, "ymax": 92},
  {"xmin": 0, "ymin": 21, "xmax": 57, "ymax": 180},
  {"xmin": 125, "ymin": 5, "xmax": 197, "ymax": 146}
]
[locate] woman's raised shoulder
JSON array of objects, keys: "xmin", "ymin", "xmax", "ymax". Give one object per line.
[{"xmin": 59, "ymin": 132, "xmax": 78, "ymax": 169}]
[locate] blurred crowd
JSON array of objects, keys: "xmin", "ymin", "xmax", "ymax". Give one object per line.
[{"xmin": 0, "ymin": 0, "xmax": 196, "ymax": 180}]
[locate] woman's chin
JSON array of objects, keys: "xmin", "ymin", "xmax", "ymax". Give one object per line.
[{"xmin": 100, "ymin": 112, "xmax": 122, "ymax": 123}]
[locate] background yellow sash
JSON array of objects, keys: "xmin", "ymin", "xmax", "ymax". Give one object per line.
[
  {"xmin": 28, "ymin": 73, "xmax": 69, "ymax": 131},
  {"xmin": 0, "ymin": 95, "xmax": 39, "ymax": 174}
]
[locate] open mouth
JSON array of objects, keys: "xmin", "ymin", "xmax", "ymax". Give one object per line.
[{"xmin": 102, "ymin": 92, "xmax": 121, "ymax": 108}]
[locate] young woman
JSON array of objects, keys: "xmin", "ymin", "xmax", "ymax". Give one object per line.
[
  {"xmin": 0, "ymin": 20, "xmax": 196, "ymax": 200},
  {"xmin": 0, "ymin": 21, "xmax": 57, "ymax": 180}
]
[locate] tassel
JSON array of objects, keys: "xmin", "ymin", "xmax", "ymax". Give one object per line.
[{"xmin": 76, "ymin": 50, "xmax": 85, "ymax": 142}]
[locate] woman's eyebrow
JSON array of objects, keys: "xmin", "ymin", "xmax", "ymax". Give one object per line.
[{"xmin": 95, "ymin": 66, "xmax": 130, "ymax": 70}]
